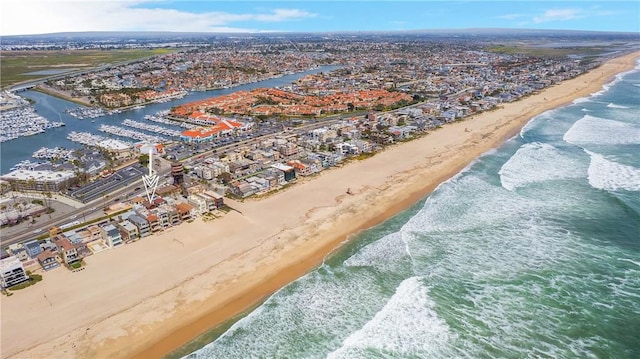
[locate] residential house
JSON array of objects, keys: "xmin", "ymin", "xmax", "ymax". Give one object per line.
[
  {"xmin": 201, "ymin": 191, "xmax": 224, "ymax": 209},
  {"xmin": 147, "ymin": 214, "xmax": 162, "ymax": 233},
  {"xmin": 53, "ymin": 235, "xmax": 79, "ymax": 265},
  {"xmin": 37, "ymin": 250, "xmax": 60, "ymax": 271},
  {"xmin": 231, "ymin": 181, "xmax": 256, "ymax": 198},
  {"xmin": 187, "ymin": 195, "xmax": 208, "ymax": 215},
  {"xmin": 175, "ymin": 202, "xmax": 195, "ymax": 221},
  {"xmin": 152, "ymin": 207, "xmax": 171, "ymax": 228},
  {"xmin": 128, "ymin": 214, "xmax": 151, "ymax": 237},
  {"xmin": 100, "ymin": 223, "xmax": 123, "ymax": 247},
  {"xmin": 0, "ymin": 256, "xmax": 29, "ymax": 288},
  {"xmin": 117, "ymin": 220, "xmax": 139, "ymax": 242},
  {"xmin": 8, "ymin": 244, "xmax": 28, "ymax": 262},
  {"xmin": 271, "ymin": 163, "xmax": 296, "ymax": 182},
  {"xmin": 23, "ymin": 240, "xmax": 42, "ymax": 259},
  {"xmin": 159, "ymin": 204, "xmax": 181, "ymax": 226}
]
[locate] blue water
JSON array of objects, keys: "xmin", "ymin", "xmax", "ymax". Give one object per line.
[
  {"xmin": 184, "ymin": 63, "xmax": 640, "ymax": 358},
  {"xmin": 0, "ymin": 65, "xmax": 340, "ymax": 174}
]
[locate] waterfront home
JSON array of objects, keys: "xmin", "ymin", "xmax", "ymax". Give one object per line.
[
  {"xmin": 187, "ymin": 195, "xmax": 208, "ymax": 215},
  {"xmin": 128, "ymin": 214, "xmax": 151, "ymax": 237},
  {"xmin": 23, "ymin": 240, "xmax": 43, "ymax": 259},
  {"xmin": 149, "ymin": 207, "xmax": 169, "ymax": 229},
  {"xmin": 175, "ymin": 202, "xmax": 195, "ymax": 221},
  {"xmin": 271, "ymin": 163, "xmax": 296, "ymax": 182},
  {"xmin": 37, "ymin": 250, "xmax": 60, "ymax": 271},
  {"xmin": 147, "ymin": 214, "xmax": 162, "ymax": 233},
  {"xmin": 0, "ymin": 256, "xmax": 29, "ymax": 288},
  {"xmin": 117, "ymin": 220, "xmax": 139, "ymax": 242},
  {"xmin": 246, "ymin": 176, "xmax": 270, "ymax": 193},
  {"xmin": 53, "ymin": 235, "xmax": 79, "ymax": 265},
  {"xmin": 164, "ymin": 205, "xmax": 181, "ymax": 226},
  {"xmin": 100, "ymin": 223, "xmax": 123, "ymax": 247},
  {"xmin": 231, "ymin": 181, "xmax": 257, "ymax": 198},
  {"xmin": 201, "ymin": 191, "xmax": 224, "ymax": 209}
]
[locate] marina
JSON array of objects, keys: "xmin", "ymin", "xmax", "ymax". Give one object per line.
[
  {"xmin": 122, "ymin": 119, "xmax": 182, "ymax": 137},
  {"xmin": 98, "ymin": 124, "xmax": 168, "ymax": 143},
  {"xmin": 8, "ymin": 159, "xmax": 44, "ymax": 172},
  {"xmin": 32, "ymin": 147, "xmax": 76, "ymax": 161},
  {"xmin": 0, "ymin": 65, "xmax": 340, "ymax": 174},
  {"xmin": 144, "ymin": 111, "xmax": 198, "ymax": 129},
  {"xmin": 0, "ymin": 107, "xmax": 65, "ymax": 143},
  {"xmin": 66, "ymin": 130, "xmax": 133, "ymax": 148},
  {"xmin": 65, "ymin": 106, "xmax": 107, "ymax": 119}
]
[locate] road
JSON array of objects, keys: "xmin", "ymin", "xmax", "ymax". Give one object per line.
[{"xmin": 2, "ymin": 110, "xmax": 370, "ymax": 248}]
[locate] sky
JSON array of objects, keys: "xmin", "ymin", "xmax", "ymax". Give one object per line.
[{"xmin": 1, "ymin": 1, "xmax": 639, "ymax": 36}]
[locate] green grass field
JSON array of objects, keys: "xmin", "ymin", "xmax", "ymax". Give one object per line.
[{"xmin": 0, "ymin": 48, "xmax": 174, "ymax": 88}]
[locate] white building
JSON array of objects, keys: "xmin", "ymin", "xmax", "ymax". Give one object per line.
[{"xmin": 0, "ymin": 256, "xmax": 29, "ymax": 288}]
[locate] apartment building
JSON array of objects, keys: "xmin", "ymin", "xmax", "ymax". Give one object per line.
[{"xmin": 0, "ymin": 256, "xmax": 29, "ymax": 288}]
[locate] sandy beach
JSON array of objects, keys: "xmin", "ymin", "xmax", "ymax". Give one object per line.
[{"xmin": 1, "ymin": 51, "xmax": 638, "ymax": 359}]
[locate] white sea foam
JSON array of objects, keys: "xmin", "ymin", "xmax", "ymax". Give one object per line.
[
  {"xmin": 573, "ymin": 97, "xmax": 591, "ymax": 104},
  {"xmin": 344, "ymin": 232, "xmax": 411, "ymax": 271},
  {"xmin": 585, "ymin": 150, "xmax": 640, "ymax": 191},
  {"xmin": 327, "ymin": 277, "xmax": 454, "ymax": 358},
  {"xmin": 563, "ymin": 115, "xmax": 640, "ymax": 146},
  {"xmin": 499, "ymin": 142, "xmax": 586, "ymax": 191},
  {"xmin": 606, "ymin": 103, "xmax": 630, "ymax": 109},
  {"xmin": 190, "ymin": 267, "xmax": 392, "ymax": 358},
  {"xmin": 405, "ymin": 174, "xmax": 540, "ymax": 233}
]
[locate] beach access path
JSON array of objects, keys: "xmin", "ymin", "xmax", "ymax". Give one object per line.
[{"xmin": 1, "ymin": 51, "xmax": 638, "ymax": 359}]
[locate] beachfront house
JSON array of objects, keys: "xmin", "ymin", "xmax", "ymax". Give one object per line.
[
  {"xmin": 37, "ymin": 250, "xmax": 60, "ymax": 271},
  {"xmin": 117, "ymin": 220, "xmax": 139, "ymax": 242},
  {"xmin": 0, "ymin": 255, "xmax": 29, "ymax": 288},
  {"xmin": 53, "ymin": 235, "xmax": 79, "ymax": 265},
  {"xmin": 165, "ymin": 206, "xmax": 181, "ymax": 226},
  {"xmin": 100, "ymin": 223, "xmax": 123, "ymax": 247},
  {"xmin": 271, "ymin": 163, "xmax": 296, "ymax": 182},
  {"xmin": 201, "ymin": 191, "xmax": 224, "ymax": 209},
  {"xmin": 175, "ymin": 202, "xmax": 195, "ymax": 221},
  {"xmin": 152, "ymin": 207, "xmax": 171, "ymax": 229},
  {"xmin": 128, "ymin": 214, "xmax": 151, "ymax": 237},
  {"xmin": 187, "ymin": 195, "xmax": 208, "ymax": 215},
  {"xmin": 147, "ymin": 214, "xmax": 162, "ymax": 233}
]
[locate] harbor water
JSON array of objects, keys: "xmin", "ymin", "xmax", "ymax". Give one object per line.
[
  {"xmin": 0, "ymin": 65, "xmax": 340, "ymax": 174},
  {"xmin": 181, "ymin": 64, "xmax": 640, "ymax": 357}
]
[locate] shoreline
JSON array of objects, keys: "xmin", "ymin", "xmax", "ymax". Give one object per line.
[
  {"xmin": 33, "ymin": 84, "xmax": 93, "ymax": 107},
  {"xmin": 2, "ymin": 51, "xmax": 638, "ymax": 359}
]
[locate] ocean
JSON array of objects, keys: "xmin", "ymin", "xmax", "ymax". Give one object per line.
[{"xmin": 181, "ymin": 63, "xmax": 640, "ymax": 358}]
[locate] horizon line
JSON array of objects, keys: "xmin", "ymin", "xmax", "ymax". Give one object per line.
[{"xmin": 4, "ymin": 27, "xmax": 639, "ymax": 38}]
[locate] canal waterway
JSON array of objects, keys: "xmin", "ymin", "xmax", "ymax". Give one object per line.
[{"xmin": 1, "ymin": 65, "xmax": 340, "ymax": 174}]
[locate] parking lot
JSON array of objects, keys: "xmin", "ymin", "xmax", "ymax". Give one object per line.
[{"xmin": 68, "ymin": 164, "xmax": 146, "ymax": 203}]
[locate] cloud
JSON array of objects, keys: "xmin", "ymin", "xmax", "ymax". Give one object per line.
[
  {"xmin": 498, "ymin": 14, "xmax": 527, "ymax": 20},
  {"xmin": 533, "ymin": 8, "xmax": 581, "ymax": 23},
  {"xmin": 0, "ymin": 0, "xmax": 317, "ymax": 35}
]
